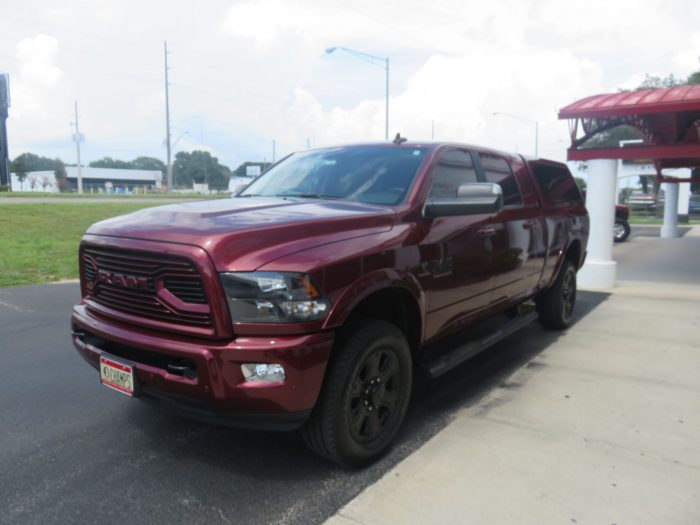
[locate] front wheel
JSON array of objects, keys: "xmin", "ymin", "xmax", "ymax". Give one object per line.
[
  {"xmin": 536, "ymin": 259, "xmax": 577, "ymax": 330},
  {"xmin": 614, "ymin": 218, "xmax": 631, "ymax": 242},
  {"xmin": 302, "ymin": 319, "xmax": 412, "ymax": 467}
]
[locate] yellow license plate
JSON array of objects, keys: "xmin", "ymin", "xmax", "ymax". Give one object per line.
[{"xmin": 100, "ymin": 355, "xmax": 135, "ymax": 396}]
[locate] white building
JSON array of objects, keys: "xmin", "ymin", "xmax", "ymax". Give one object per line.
[{"xmin": 10, "ymin": 167, "xmax": 162, "ymax": 193}]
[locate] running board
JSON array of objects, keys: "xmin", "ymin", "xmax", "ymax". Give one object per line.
[{"xmin": 425, "ymin": 310, "xmax": 538, "ymax": 378}]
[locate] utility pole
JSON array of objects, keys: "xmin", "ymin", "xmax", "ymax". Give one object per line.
[
  {"xmin": 73, "ymin": 101, "xmax": 83, "ymax": 194},
  {"xmin": 431, "ymin": 119, "xmax": 435, "ymax": 141},
  {"xmin": 385, "ymin": 57, "xmax": 389, "ymax": 141},
  {"xmin": 326, "ymin": 47, "xmax": 390, "ymax": 140},
  {"xmin": 0, "ymin": 73, "xmax": 10, "ymax": 190},
  {"xmin": 272, "ymin": 140, "xmax": 276, "ymax": 164},
  {"xmin": 164, "ymin": 41, "xmax": 172, "ymax": 191}
]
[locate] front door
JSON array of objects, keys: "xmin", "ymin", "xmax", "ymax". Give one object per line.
[{"xmin": 420, "ymin": 149, "xmax": 495, "ymax": 341}]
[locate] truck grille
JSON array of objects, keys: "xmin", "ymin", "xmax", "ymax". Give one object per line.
[{"xmin": 82, "ymin": 246, "xmax": 211, "ymax": 328}]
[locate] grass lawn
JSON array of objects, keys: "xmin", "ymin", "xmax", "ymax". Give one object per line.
[
  {"xmin": 0, "ymin": 202, "xmax": 160, "ymax": 287},
  {"xmin": 629, "ymin": 215, "xmax": 700, "ymax": 225}
]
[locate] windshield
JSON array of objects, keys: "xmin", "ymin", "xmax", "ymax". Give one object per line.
[{"xmin": 239, "ymin": 145, "xmax": 428, "ymax": 205}]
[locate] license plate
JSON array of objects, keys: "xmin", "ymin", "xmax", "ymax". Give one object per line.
[{"xmin": 100, "ymin": 355, "xmax": 136, "ymax": 396}]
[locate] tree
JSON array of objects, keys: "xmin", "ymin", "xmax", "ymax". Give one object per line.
[
  {"xmin": 11, "ymin": 152, "xmax": 58, "ymax": 172},
  {"xmin": 131, "ymin": 156, "xmax": 166, "ymax": 174},
  {"xmin": 173, "ymin": 150, "xmax": 232, "ymax": 190},
  {"xmin": 89, "ymin": 157, "xmax": 132, "ymax": 169},
  {"xmin": 40, "ymin": 175, "xmax": 53, "ymax": 191},
  {"xmin": 638, "ymin": 73, "xmax": 682, "ymax": 89},
  {"xmin": 54, "ymin": 160, "xmax": 71, "ymax": 193},
  {"xmin": 13, "ymin": 156, "xmax": 28, "ymax": 191}
]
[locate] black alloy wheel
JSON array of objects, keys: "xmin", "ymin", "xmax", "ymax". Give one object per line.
[
  {"xmin": 348, "ymin": 347, "xmax": 401, "ymax": 444},
  {"xmin": 302, "ymin": 319, "xmax": 412, "ymax": 467},
  {"xmin": 536, "ymin": 259, "xmax": 577, "ymax": 330},
  {"xmin": 559, "ymin": 264, "xmax": 576, "ymax": 324}
]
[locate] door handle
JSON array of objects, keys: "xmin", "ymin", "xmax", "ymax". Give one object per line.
[
  {"xmin": 477, "ymin": 227, "xmax": 497, "ymax": 238},
  {"xmin": 522, "ymin": 221, "xmax": 534, "ymax": 230}
]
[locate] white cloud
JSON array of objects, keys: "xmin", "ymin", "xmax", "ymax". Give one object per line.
[
  {"xmin": 13, "ymin": 34, "xmax": 63, "ymax": 113},
  {"xmin": 673, "ymin": 33, "xmax": 700, "ymax": 75},
  {"xmin": 3, "ymin": 0, "xmax": 699, "ymax": 167}
]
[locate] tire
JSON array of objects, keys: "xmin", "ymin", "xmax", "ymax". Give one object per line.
[
  {"xmin": 302, "ymin": 319, "xmax": 412, "ymax": 467},
  {"xmin": 536, "ymin": 259, "xmax": 577, "ymax": 330},
  {"xmin": 614, "ymin": 218, "xmax": 631, "ymax": 242}
]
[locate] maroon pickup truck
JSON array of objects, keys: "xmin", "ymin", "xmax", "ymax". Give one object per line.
[{"xmin": 71, "ymin": 142, "xmax": 588, "ymax": 466}]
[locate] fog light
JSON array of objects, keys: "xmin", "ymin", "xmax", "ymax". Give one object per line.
[{"xmin": 241, "ymin": 363, "xmax": 286, "ymax": 383}]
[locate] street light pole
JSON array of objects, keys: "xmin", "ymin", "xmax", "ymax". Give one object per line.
[
  {"xmin": 326, "ymin": 46, "xmax": 390, "ymax": 140},
  {"xmin": 73, "ymin": 101, "xmax": 83, "ymax": 194},
  {"xmin": 164, "ymin": 41, "xmax": 172, "ymax": 191},
  {"xmin": 493, "ymin": 112, "xmax": 539, "ymax": 156},
  {"xmin": 384, "ymin": 57, "xmax": 389, "ymax": 141}
]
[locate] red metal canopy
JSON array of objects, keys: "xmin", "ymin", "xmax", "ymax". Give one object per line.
[
  {"xmin": 559, "ymin": 85, "xmax": 700, "ymax": 176},
  {"xmin": 560, "ymin": 85, "xmax": 700, "ymax": 119}
]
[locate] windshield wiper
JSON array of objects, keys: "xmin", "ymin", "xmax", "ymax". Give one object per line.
[{"xmin": 275, "ymin": 193, "xmax": 341, "ymax": 200}]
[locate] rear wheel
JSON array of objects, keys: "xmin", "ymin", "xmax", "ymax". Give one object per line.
[
  {"xmin": 302, "ymin": 319, "xmax": 412, "ymax": 467},
  {"xmin": 536, "ymin": 259, "xmax": 577, "ymax": 330},
  {"xmin": 614, "ymin": 218, "xmax": 631, "ymax": 242}
]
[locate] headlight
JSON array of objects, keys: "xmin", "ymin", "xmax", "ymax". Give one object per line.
[{"xmin": 220, "ymin": 272, "xmax": 330, "ymax": 323}]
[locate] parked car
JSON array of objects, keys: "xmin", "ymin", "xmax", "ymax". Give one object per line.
[
  {"xmin": 614, "ymin": 204, "xmax": 631, "ymax": 242},
  {"xmin": 627, "ymin": 191, "xmax": 657, "ymax": 211},
  {"xmin": 71, "ymin": 142, "xmax": 589, "ymax": 466},
  {"xmin": 689, "ymin": 195, "xmax": 700, "ymax": 215},
  {"xmin": 581, "ymin": 190, "xmax": 631, "ymax": 243}
]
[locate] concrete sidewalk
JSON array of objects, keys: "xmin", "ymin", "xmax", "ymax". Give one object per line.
[{"xmin": 326, "ymin": 235, "xmax": 700, "ymax": 524}]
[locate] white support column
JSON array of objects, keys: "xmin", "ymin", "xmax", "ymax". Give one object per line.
[
  {"xmin": 678, "ymin": 181, "xmax": 690, "ymax": 222},
  {"xmin": 661, "ymin": 182, "xmax": 680, "ymax": 238},
  {"xmin": 579, "ymin": 159, "xmax": 618, "ymax": 289}
]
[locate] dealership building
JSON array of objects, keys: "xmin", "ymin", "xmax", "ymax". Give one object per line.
[{"xmin": 10, "ymin": 166, "xmax": 162, "ymax": 193}]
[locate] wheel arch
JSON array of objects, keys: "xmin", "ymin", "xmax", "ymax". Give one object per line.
[{"xmin": 323, "ymin": 269, "xmax": 425, "ymax": 358}]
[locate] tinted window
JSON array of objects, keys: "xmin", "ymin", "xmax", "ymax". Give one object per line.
[
  {"xmin": 531, "ymin": 163, "xmax": 582, "ymax": 205},
  {"xmin": 239, "ymin": 146, "xmax": 428, "ymax": 205},
  {"xmin": 428, "ymin": 150, "xmax": 478, "ymax": 200},
  {"xmin": 479, "ymin": 153, "xmax": 522, "ymax": 206}
]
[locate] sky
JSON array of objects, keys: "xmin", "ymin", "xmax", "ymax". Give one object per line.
[{"xmin": 2, "ymin": 0, "xmax": 700, "ymax": 170}]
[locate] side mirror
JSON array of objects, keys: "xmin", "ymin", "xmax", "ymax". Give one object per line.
[{"xmin": 423, "ymin": 183, "xmax": 503, "ymax": 218}]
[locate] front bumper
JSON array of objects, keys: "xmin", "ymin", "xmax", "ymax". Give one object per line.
[{"xmin": 71, "ymin": 304, "xmax": 334, "ymax": 430}]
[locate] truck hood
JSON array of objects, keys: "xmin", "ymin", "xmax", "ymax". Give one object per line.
[{"xmin": 86, "ymin": 197, "xmax": 396, "ymax": 271}]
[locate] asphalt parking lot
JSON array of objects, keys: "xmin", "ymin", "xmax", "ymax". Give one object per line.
[{"xmin": 0, "ymin": 223, "xmax": 694, "ymax": 525}]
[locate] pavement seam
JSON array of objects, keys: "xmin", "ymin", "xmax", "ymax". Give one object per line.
[
  {"xmin": 471, "ymin": 414, "xmax": 700, "ymax": 471},
  {"xmin": 522, "ymin": 359, "xmax": 700, "ymax": 394},
  {"xmin": 0, "ymin": 299, "xmax": 32, "ymax": 313},
  {"xmin": 336, "ymin": 511, "xmax": 369, "ymax": 525}
]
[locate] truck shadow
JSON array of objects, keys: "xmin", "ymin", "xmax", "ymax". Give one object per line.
[{"xmin": 126, "ymin": 290, "xmax": 610, "ymax": 521}]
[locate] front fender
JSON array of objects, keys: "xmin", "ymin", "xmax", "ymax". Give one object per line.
[{"xmin": 322, "ymin": 268, "xmax": 426, "ymax": 331}]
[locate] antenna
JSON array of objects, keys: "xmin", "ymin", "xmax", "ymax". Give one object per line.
[{"xmin": 393, "ymin": 133, "xmax": 407, "ymax": 145}]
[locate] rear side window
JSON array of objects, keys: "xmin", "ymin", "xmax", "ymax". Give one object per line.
[
  {"xmin": 531, "ymin": 163, "xmax": 583, "ymax": 205},
  {"xmin": 478, "ymin": 153, "xmax": 522, "ymax": 206},
  {"xmin": 428, "ymin": 150, "xmax": 478, "ymax": 200}
]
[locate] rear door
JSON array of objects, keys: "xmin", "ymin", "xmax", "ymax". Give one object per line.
[
  {"xmin": 475, "ymin": 152, "xmax": 545, "ymax": 304},
  {"xmin": 529, "ymin": 161, "xmax": 586, "ymax": 285}
]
